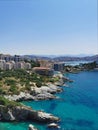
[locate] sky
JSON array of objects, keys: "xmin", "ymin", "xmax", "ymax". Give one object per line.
[{"xmin": 0, "ymin": 0, "xmax": 97, "ymax": 55}]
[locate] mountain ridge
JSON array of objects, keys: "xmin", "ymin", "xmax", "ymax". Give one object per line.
[{"xmin": 24, "ymin": 54, "xmax": 98, "ymax": 62}]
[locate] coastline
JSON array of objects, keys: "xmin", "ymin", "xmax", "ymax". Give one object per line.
[
  {"xmin": 0, "ymin": 70, "xmax": 98, "ymax": 130},
  {"xmin": 0, "ymin": 72, "xmax": 71, "ymax": 129},
  {"xmin": 0, "ymin": 61, "xmax": 97, "ymax": 129}
]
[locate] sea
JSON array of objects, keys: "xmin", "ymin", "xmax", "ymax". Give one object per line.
[{"xmin": 0, "ymin": 70, "xmax": 98, "ymax": 130}]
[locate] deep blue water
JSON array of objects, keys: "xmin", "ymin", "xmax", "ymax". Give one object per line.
[{"xmin": 0, "ymin": 71, "xmax": 98, "ymax": 130}]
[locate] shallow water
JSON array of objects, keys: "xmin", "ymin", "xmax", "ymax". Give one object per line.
[{"xmin": 0, "ymin": 71, "xmax": 98, "ymax": 130}]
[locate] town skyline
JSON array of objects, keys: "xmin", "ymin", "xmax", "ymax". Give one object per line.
[{"xmin": 0, "ymin": 0, "xmax": 97, "ymax": 55}]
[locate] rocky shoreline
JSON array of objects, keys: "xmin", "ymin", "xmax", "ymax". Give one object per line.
[
  {"xmin": 0, "ymin": 60, "xmax": 96, "ymax": 129},
  {"xmin": 4, "ymin": 83, "xmax": 63, "ymax": 102},
  {"xmin": 0, "ymin": 81, "xmax": 63, "ymax": 130},
  {"xmin": 0, "ymin": 105, "xmax": 60, "ymax": 123},
  {"xmin": 0, "ymin": 73, "xmax": 72, "ymax": 129},
  {"xmin": 4, "ymin": 73, "xmax": 68, "ymax": 102}
]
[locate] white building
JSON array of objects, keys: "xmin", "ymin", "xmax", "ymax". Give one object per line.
[
  {"xmin": 14, "ymin": 62, "xmax": 26, "ymax": 69},
  {"xmin": 0, "ymin": 60, "xmax": 6, "ymax": 70},
  {"xmin": 0, "ymin": 59, "xmax": 32, "ymax": 70},
  {"xmin": 5, "ymin": 62, "xmax": 13, "ymax": 70}
]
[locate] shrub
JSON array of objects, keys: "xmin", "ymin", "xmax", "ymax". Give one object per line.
[
  {"xmin": 0, "ymin": 88, "xmax": 3, "ymax": 94},
  {"xmin": 4, "ymin": 79, "xmax": 16, "ymax": 86},
  {"xmin": 9, "ymin": 85, "xmax": 19, "ymax": 95},
  {"xmin": 36, "ymin": 81, "xmax": 42, "ymax": 87},
  {"xmin": 0, "ymin": 96, "xmax": 21, "ymax": 106}
]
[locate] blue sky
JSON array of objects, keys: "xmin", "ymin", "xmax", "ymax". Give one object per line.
[{"xmin": 0, "ymin": 0, "xmax": 97, "ymax": 55}]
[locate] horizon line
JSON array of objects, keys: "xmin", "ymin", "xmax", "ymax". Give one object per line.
[{"xmin": 0, "ymin": 53, "xmax": 98, "ymax": 57}]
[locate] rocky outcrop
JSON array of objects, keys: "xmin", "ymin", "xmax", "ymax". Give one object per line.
[
  {"xmin": 54, "ymin": 79, "xmax": 65, "ymax": 86},
  {"xmin": 31, "ymin": 84, "xmax": 62, "ymax": 94},
  {"xmin": 28, "ymin": 124, "xmax": 38, "ymax": 130},
  {"xmin": 47, "ymin": 123, "xmax": 60, "ymax": 129},
  {"xmin": 4, "ymin": 91, "xmax": 56, "ymax": 101},
  {"xmin": 0, "ymin": 105, "xmax": 60, "ymax": 123},
  {"xmin": 62, "ymin": 76, "xmax": 73, "ymax": 82},
  {"xmin": 4, "ymin": 83, "xmax": 63, "ymax": 101},
  {"xmin": 4, "ymin": 92, "xmax": 35, "ymax": 101},
  {"xmin": 30, "ymin": 83, "xmax": 62, "ymax": 100},
  {"xmin": 34, "ymin": 93, "xmax": 56, "ymax": 100},
  {"xmin": 47, "ymin": 83, "xmax": 63, "ymax": 93}
]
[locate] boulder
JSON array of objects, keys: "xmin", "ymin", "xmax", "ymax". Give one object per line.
[
  {"xmin": 47, "ymin": 123, "xmax": 60, "ymax": 128},
  {"xmin": 28, "ymin": 124, "xmax": 38, "ymax": 130},
  {"xmin": 36, "ymin": 111, "xmax": 60, "ymax": 122}
]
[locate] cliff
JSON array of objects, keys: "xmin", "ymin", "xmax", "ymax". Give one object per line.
[{"xmin": 0, "ymin": 97, "xmax": 60, "ymax": 123}]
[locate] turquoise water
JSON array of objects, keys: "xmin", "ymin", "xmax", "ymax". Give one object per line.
[{"xmin": 0, "ymin": 71, "xmax": 98, "ymax": 130}]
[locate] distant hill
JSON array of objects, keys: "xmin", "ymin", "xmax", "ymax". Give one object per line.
[
  {"xmin": 24, "ymin": 54, "xmax": 98, "ymax": 62},
  {"xmin": 52, "ymin": 55, "xmax": 98, "ymax": 62},
  {"xmin": 23, "ymin": 55, "xmax": 51, "ymax": 60}
]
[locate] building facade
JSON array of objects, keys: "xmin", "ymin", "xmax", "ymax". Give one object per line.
[
  {"xmin": 33, "ymin": 67, "xmax": 54, "ymax": 76},
  {"xmin": 53, "ymin": 63, "xmax": 65, "ymax": 71}
]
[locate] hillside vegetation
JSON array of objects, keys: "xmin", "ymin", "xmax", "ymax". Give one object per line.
[{"xmin": 0, "ymin": 69, "xmax": 59, "ymax": 95}]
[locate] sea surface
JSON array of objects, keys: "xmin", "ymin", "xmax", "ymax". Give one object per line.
[
  {"xmin": 0, "ymin": 70, "xmax": 98, "ymax": 130},
  {"xmin": 64, "ymin": 61, "xmax": 92, "ymax": 66}
]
